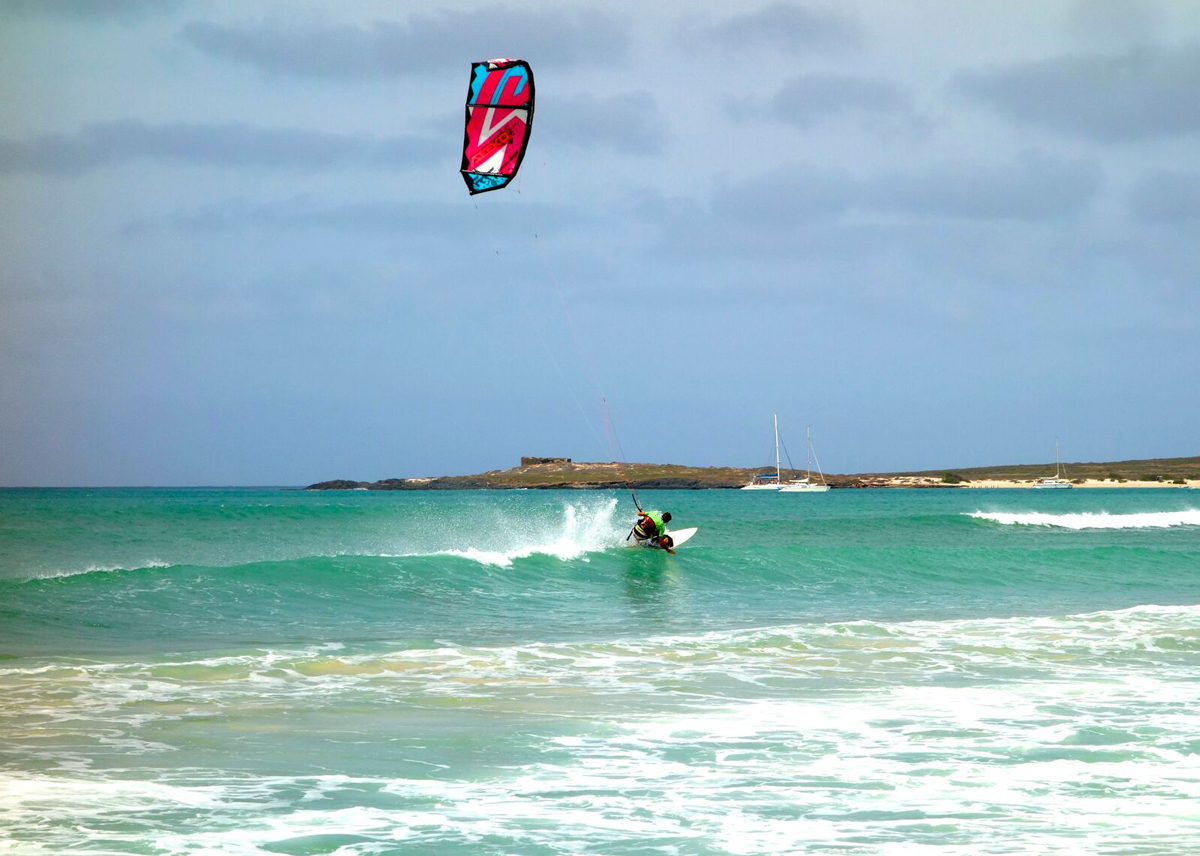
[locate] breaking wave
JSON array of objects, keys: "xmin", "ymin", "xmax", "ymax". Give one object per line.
[
  {"xmin": 8, "ymin": 499, "xmax": 627, "ymax": 582},
  {"xmin": 967, "ymin": 510, "xmax": 1200, "ymax": 530}
]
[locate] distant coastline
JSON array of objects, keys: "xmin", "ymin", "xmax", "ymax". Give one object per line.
[{"xmin": 307, "ymin": 455, "xmax": 1200, "ymax": 491}]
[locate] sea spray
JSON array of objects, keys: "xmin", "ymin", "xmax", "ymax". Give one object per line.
[{"xmin": 435, "ymin": 497, "xmax": 625, "ymax": 566}]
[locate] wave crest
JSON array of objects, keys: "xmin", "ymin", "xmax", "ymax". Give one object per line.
[{"xmin": 967, "ymin": 510, "xmax": 1200, "ymax": 530}]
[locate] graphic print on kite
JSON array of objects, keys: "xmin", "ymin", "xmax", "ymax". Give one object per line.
[{"xmin": 461, "ymin": 58, "xmax": 535, "ymax": 195}]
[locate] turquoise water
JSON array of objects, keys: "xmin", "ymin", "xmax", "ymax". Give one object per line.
[{"xmin": 2, "ymin": 487, "xmax": 1200, "ymax": 853}]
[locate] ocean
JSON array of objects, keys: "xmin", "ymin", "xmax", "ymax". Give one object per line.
[{"xmin": 2, "ymin": 487, "xmax": 1199, "ymax": 854}]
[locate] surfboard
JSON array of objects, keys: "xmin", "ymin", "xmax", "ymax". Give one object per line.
[
  {"xmin": 666, "ymin": 527, "xmax": 698, "ymax": 548},
  {"xmin": 629, "ymin": 527, "xmax": 698, "ymax": 549}
]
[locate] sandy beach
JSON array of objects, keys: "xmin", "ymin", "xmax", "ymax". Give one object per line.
[
  {"xmin": 964, "ymin": 478, "xmax": 1200, "ymax": 489},
  {"xmin": 863, "ymin": 476, "xmax": 1200, "ymax": 489}
]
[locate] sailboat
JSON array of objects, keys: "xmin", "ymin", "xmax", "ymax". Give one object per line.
[
  {"xmin": 1034, "ymin": 439, "xmax": 1072, "ymax": 489},
  {"xmin": 742, "ymin": 416, "xmax": 831, "ymax": 492},
  {"xmin": 780, "ymin": 427, "xmax": 829, "ymax": 493},
  {"xmin": 742, "ymin": 414, "xmax": 784, "ymax": 489}
]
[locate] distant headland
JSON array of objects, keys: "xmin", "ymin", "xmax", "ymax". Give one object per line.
[{"xmin": 307, "ymin": 456, "xmax": 1200, "ymax": 490}]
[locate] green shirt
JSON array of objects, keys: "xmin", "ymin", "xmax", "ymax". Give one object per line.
[{"xmin": 643, "ymin": 510, "xmax": 665, "ymax": 536}]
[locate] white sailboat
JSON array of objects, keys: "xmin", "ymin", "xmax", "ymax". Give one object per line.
[
  {"xmin": 1034, "ymin": 439, "xmax": 1072, "ymax": 489},
  {"xmin": 780, "ymin": 427, "xmax": 829, "ymax": 493},
  {"xmin": 742, "ymin": 414, "xmax": 784, "ymax": 489}
]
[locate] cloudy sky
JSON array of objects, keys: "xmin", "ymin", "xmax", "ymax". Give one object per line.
[{"xmin": 2, "ymin": 0, "xmax": 1198, "ymax": 485}]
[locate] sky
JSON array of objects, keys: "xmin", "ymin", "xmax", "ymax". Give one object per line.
[{"xmin": 1, "ymin": 0, "xmax": 1198, "ymax": 486}]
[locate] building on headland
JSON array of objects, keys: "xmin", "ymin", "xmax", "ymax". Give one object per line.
[{"xmin": 520, "ymin": 457, "xmax": 572, "ymax": 467}]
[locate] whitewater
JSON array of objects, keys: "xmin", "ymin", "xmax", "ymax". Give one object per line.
[
  {"xmin": 3, "ymin": 486, "xmax": 1200, "ymax": 854},
  {"xmin": 968, "ymin": 509, "xmax": 1200, "ymax": 530}
]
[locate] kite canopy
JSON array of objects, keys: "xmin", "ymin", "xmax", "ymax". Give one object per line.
[{"xmin": 460, "ymin": 58, "xmax": 535, "ymax": 195}]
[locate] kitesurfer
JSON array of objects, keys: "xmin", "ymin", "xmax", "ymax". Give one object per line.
[{"xmin": 633, "ymin": 510, "xmax": 674, "ymax": 551}]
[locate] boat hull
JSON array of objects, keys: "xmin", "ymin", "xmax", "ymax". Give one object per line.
[{"xmin": 781, "ymin": 483, "xmax": 829, "ymax": 493}]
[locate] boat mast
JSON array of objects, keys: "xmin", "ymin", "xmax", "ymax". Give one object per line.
[
  {"xmin": 774, "ymin": 413, "xmax": 781, "ymax": 484},
  {"xmin": 806, "ymin": 426, "xmax": 812, "ymax": 480},
  {"xmin": 1055, "ymin": 438, "xmax": 1061, "ymax": 479}
]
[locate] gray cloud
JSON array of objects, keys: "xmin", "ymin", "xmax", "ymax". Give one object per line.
[
  {"xmin": 862, "ymin": 152, "xmax": 1102, "ymax": 220},
  {"xmin": 733, "ymin": 73, "xmax": 917, "ymax": 128},
  {"xmin": 958, "ymin": 43, "xmax": 1200, "ymax": 140},
  {"xmin": 1065, "ymin": 0, "xmax": 1157, "ymax": 50},
  {"xmin": 689, "ymin": 3, "xmax": 860, "ymax": 51},
  {"xmin": 119, "ymin": 197, "xmax": 586, "ymax": 239},
  {"xmin": 538, "ymin": 92, "xmax": 666, "ymax": 154},
  {"xmin": 0, "ymin": 0, "xmax": 180, "ymax": 21},
  {"xmin": 683, "ymin": 152, "xmax": 1100, "ymax": 250},
  {"xmin": 0, "ymin": 120, "xmax": 442, "ymax": 175},
  {"xmin": 1128, "ymin": 170, "xmax": 1200, "ymax": 221},
  {"xmin": 712, "ymin": 168, "xmax": 856, "ymax": 226},
  {"xmin": 182, "ymin": 9, "xmax": 627, "ymax": 79}
]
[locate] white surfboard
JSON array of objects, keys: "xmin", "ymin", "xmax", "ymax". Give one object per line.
[
  {"xmin": 666, "ymin": 527, "xmax": 698, "ymax": 548},
  {"xmin": 629, "ymin": 527, "xmax": 698, "ymax": 549}
]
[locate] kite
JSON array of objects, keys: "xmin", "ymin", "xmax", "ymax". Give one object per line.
[{"xmin": 460, "ymin": 58, "xmax": 535, "ymax": 195}]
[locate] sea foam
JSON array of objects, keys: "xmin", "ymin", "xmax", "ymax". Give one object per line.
[
  {"xmin": 10, "ymin": 604, "xmax": 1200, "ymax": 856},
  {"xmin": 967, "ymin": 509, "xmax": 1200, "ymax": 530}
]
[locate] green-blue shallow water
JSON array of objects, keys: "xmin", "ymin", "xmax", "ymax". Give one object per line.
[{"xmin": 2, "ymin": 487, "xmax": 1199, "ymax": 854}]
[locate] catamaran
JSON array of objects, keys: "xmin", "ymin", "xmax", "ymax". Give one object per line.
[
  {"xmin": 1034, "ymin": 439, "xmax": 1072, "ymax": 489},
  {"xmin": 780, "ymin": 426, "xmax": 829, "ymax": 493}
]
